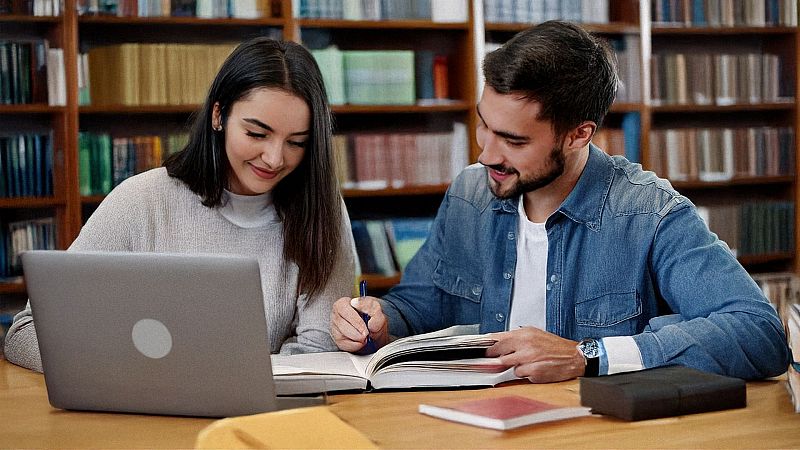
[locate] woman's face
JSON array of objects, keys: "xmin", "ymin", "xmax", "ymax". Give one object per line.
[{"xmin": 213, "ymin": 88, "xmax": 310, "ymax": 196}]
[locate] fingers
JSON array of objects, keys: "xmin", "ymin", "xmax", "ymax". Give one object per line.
[{"xmin": 330, "ymin": 297, "xmax": 368, "ymax": 352}]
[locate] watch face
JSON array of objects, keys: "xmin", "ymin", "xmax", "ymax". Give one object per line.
[{"xmin": 580, "ymin": 339, "xmax": 600, "ymax": 358}]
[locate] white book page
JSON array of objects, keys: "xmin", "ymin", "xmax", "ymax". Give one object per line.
[{"xmin": 271, "ymin": 352, "xmax": 362, "ymax": 378}]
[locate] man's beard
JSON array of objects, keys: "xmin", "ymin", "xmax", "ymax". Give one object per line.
[{"xmin": 484, "ymin": 144, "xmax": 566, "ymax": 199}]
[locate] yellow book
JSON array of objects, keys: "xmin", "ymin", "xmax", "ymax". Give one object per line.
[{"xmin": 194, "ymin": 406, "xmax": 377, "ymax": 449}]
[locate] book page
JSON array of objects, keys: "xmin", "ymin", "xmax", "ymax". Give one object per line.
[{"xmin": 271, "ymin": 352, "xmax": 367, "ymax": 395}]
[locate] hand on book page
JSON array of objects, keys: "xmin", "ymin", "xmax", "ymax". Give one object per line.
[
  {"xmin": 273, "ymin": 325, "xmax": 522, "ymax": 394},
  {"xmin": 331, "ymin": 295, "xmax": 389, "ymax": 353},
  {"xmin": 486, "ymin": 327, "xmax": 586, "ymax": 383},
  {"xmin": 418, "ymin": 395, "xmax": 592, "ymax": 430}
]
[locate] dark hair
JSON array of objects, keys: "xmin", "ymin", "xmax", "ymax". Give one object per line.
[
  {"xmin": 482, "ymin": 20, "xmax": 618, "ymax": 139},
  {"xmin": 164, "ymin": 37, "xmax": 342, "ymax": 298}
]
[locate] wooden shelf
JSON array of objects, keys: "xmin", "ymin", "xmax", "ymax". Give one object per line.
[
  {"xmin": 672, "ymin": 176, "xmax": 795, "ymax": 190},
  {"xmin": 297, "ymin": 18, "xmax": 469, "ymax": 30},
  {"xmin": 359, "ymin": 273, "xmax": 401, "ymax": 291},
  {"xmin": 332, "ymin": 102, "xmax": 470, "ymax": 114},
  {"xmin": 79, "ymin": 104, "xmax": 199, "ymax": 114},
  {"xmin": 0, "ymin": 104, "xmax": 66, "ymax": 114},
  {"xmin": 78, "ymin": 15, "xmax": 284, "ymax": 26},
  {"xmin": 485, "ymin": 21, "xmax": 639, "ymax": 34},
  {"xmin": 651, "ymin": 103, "xmax": 795, "ymax": 113},
  {"xmin": 652, "ymin": 26, "xmax": 797, "ymax": 35},
  {"xmin": 0, "ymin": 280, "xmax": 25, "ymax": 295},
  {"xmin": 610, "ymin": 102, "xmax": 642, "ymax": 113},
  {"xmin": 80, "ymin": 195, "xmax": 105, "ymax": 204},
  {"xmin": 343, "ymin": 184, "xmax": 448, "ymax": 197},
  {"xmin": 0, "ymin": 197, "xmax": 65, "ymax": 208},
  {"xmin": 738, "ymin": 252, "xmax": 795, "ymax": 266},
  {"xmin": 0, "ymin": 14, "xmax": 61, "ymax": 22}
]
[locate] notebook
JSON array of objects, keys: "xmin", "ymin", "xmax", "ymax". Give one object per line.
[{"xmin": 22, "ymin": 250, "xmax": 322, "ymax": 417}]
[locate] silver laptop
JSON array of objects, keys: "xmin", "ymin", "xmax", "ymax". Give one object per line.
[{"xmin": 22, "ymin": 250, "xmax": 321, "ymax": 417}]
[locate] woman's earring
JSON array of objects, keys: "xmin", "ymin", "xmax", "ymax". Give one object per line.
[{"xmin": 213, "ymin": 124, "xmax": 223, "ymax": 132}]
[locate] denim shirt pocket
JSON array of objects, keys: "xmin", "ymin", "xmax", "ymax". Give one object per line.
[
  {"xmin": 432, "ymin": 259, "xmax": 483, "ymax": 303},
  {"xmin": 574, "ymin": 290, "xmax": 642, "ymax": 338}
]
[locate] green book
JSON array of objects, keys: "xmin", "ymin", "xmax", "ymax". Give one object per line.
[
  {"xmin": 311, "ymin": 46, "xmax": 345, "ymax": 105},
  {"xmin": 78, "ymin": 132, "xmax": 92, "ymax": 196},
  {"xmin": 344, "ymin": 50, "xmax": 415, "ymax": 105},
  {"xmin": 97, "ymin": 134, "xmax": 112, "ymax": 194}
]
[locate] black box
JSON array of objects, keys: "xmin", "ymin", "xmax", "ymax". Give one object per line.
[{"xmin": 579, "ymin": 365, "xmax": 746, "ymax": 421}]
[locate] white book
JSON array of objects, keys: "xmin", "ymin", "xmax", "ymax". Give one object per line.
[
  {"xmin": 450, "ymin": 122, "xmax": 468, "ymax": 182},
  {"xmin": 46, "ymin": 48, "xmax": 66, "ymax": 106},
  {"xmin": 431, "ymin": 0, "xmax": 467, "ymax": 22},
  {"xmin": 271, "ymin": 325, "xmax": 520, "ymax": 395}
]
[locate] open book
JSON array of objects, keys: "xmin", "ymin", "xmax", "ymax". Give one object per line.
[{"xmin": 271, "ymin": 325, "xmax": 519, "ymax": 395}]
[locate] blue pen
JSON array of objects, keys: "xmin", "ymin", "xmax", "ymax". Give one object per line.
[{"xmin": 354, "ymin": 279, "xmax": 378, "ymax": 355}]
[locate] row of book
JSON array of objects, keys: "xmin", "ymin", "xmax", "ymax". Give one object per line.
[
  {"xmin": 483, "ymin": 0, "xmax": 610, "ymax": 24},
  {"xmin": 76, "ymin": 0, "xmax": 278, "ymax": 18},
  {"xmin": 311, "ymin": 47, "xmax": 435, "ymax": 106},
  {"xmin": 78, "ymin": 132, "xmax": 187, "ymax": 196},
  {"xmin": 85, "ymin": 43, "xmax": 235, "ymax": 106},
  {"xmin": 649, "ymin": 126, "xmax": 794, "ymax": 182},
  {"xmin": 333, "ymin": 123, "xmax": 468, "ymax": 190},
  {"xmin": 650, "ymin": 52, "xmax": 790, "ymax": 107},
  {"xmin": 595, "ymin": 112, "xmax": 641, "ymax": 163},
  {"xmin": 0, "ymin": 217, "xmax": 55, "ymax": 280},
  {"xmin": 651, "ymin": 0, "xmax": 798, "ymax": 27},
  {"xmin": 750, "ymin": 272, "xmax": 800, "ymax": 413},
  {"xmin": 0, "ymin": 0, "xmax": 61, "ymax": 15},
  {"xmin": 0, "ymin": 132, "xmax": 54, "ymax": 199},
  {"xmin": 351, "ymin": 218, "xmax": 433, "ymax": 276},
  {"xmin": 295, "ymin": 0, "xmax": 467, "ymax": 22},
  {"xmin": 697, "ymin": 201, "xmax": 793, "ymax": 257},
  {"xmin": 1, "ymin": 39, "xmax": 66, "ymax": 106},
  {"xmin": 484, "ymin": 35, "xmax": 641, "ymax": 104}
]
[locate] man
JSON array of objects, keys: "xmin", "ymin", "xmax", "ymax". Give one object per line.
[{"xmin": 331, "ymin": 21, "xmax": 790, "ymax": 382}]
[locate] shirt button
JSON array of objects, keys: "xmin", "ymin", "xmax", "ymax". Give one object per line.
[
  {"xmin": 495, "ymin": 313, "xmax": 505, "ymax": 323},
  {"xmin": 471, "ymin": 285, "xmax": 482, "ymax": 296},
  {"xmin": 546, "ymin": 283, "xmax": 552, "ymax": 291},
  {"xmin": 507, "ymin": 232, "xmax": 515, "ymax": 240},
  {"xmin": 550, "ymin": 274, "xmax": 559, "ymax": 283},
  {"xmin": 504, "ymin": 272, "xmax": 512, "ymax": 280}
]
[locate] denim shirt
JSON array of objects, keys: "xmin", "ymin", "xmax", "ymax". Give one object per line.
[{"xmin": 382, "ymin": 145, "xmax": 790, "ymax": 380}]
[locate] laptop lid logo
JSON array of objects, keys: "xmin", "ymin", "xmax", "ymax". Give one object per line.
[{"xmin": 131, "ymin": 319, "xmax": 173, "ymax": 359}]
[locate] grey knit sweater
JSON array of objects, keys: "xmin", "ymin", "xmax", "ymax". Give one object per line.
[{"xmin": 4, "ymin": 168, "xmax": 356, "ymax": 372}]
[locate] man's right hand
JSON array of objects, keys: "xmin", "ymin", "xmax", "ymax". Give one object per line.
[{"xmin": 331, "ymin": 296, "xmax": 389, "ymax": 353}]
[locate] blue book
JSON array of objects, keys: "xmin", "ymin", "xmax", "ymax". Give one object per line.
[
  {"xmin": 691, "ymin": 0, "xmax": 706, "ymax": 25},
  {"xmin": 0, "ymin": 137, "xmax": 6, "ymax": 198},
  {"xmin": 386, "ymin": 218, "xmax": 434, "ymax": 271},
  {"xmin": 33, "ymin": 134, "xmax": 41, "ymax": 197},
  {"xmin": 351, "ymin": 220, "xmax": 379, "ymax": 275},
  {"xmin": 621, "ymin": 112, "xmax": 641, "ymax": 163},
  {"xmin": 44, "ymin": 132, "xmax": 52, "ymax": 196}
]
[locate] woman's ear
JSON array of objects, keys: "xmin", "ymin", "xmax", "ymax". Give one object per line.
[
  {"xmin": 566, "ymin": 121, "xmax": 596, "ymax": 149},
  {"xmin": 212, "ymin": 102, "xmax": 222, "ymax": 131}
]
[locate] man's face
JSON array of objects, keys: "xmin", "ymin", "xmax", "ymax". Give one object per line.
[{"xmin": 476, "ymin": 86, "xmax": 565, "ymax": 199}]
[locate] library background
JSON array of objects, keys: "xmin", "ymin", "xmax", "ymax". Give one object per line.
[{"xmin": 2, "ymin": 0, "xmax": 800, "ymax": 383}]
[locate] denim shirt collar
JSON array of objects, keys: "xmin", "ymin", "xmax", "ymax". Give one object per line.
[{"xmin": 489, "ymin": 144, "xmax": 614, "ymax": 230}]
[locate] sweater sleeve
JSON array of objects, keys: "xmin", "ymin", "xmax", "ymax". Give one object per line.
[
  {"xmin": 279, "ymin": 201, "xmax": 356, "ymax": 354},
  {"xmin": 3, "ymin": 177, "xmax": 143, "ymax": 372}
]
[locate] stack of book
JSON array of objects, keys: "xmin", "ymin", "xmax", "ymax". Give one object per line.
[
  {"xmin": 76, "ymin": 0, "xmax": 278, "ymax": 18},
  {"xmin": 351, "ymin": 217, "xmax": 434, "ymax": 276},
  {"xmin": 750, "ymin": 272, "xmax": 800, "ymax": 413},
  {"xmin": 0, "ymin": 132, "xmax": 54, "ymax": 198},
  {"xmin": 649, "ymin": 126, "xmax": 795, "ymax": 182},
  {"xmin": 0, "ymin": 39, "xmax": 65, "ymax": 106},
  {"xmin": 332, "ymin": 123, "xmax": 468, "ymax": 190},
  {"xmin": 78, "ymin": 131, "xmax": 187, "ymax": 196},
  {"xmin": 484, "ymin": 0, "xmax": 610, "ymax": 24},
  {"xmin": 0, "ymin": 217, "xmax": 55, "ymax": 281},
  {"xmin": 0, "ymin": 0, "xmax": 61, "ymax": 15},
  {"xmin": 651, "ymin": 51, "xmax": 790, "ymax": 106},
  {"xmin": 85, "ymin": 43, "xmax": 239, "ymax": 106},
  {"xmin": 696, "ymin": 201, "xmax": 794, "ymax": 257},
  {"xmin": 296, "ymin": 0, "xmax": 467, "ymax": 22},
  {"xmin": 651, "ymin": 0, "xmax": 798, "ymax": 27}
]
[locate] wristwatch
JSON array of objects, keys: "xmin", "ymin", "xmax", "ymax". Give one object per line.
[{"xmin": 577, "ymin": 338, "xmax": 600, "ymax": 377}]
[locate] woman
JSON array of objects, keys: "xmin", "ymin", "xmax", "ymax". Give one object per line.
[{"xmin": 5, "ymin": 37, "xmax": 356, "ymax": 372}]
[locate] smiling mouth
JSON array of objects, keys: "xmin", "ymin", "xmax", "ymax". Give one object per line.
[{"xmin": 250, "ymin": 164, "xmax": 278, "ymax": 180}]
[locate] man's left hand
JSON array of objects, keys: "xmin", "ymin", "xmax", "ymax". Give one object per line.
[{"xmin": 486, "ymin": 327, "xmax": 587, "ymax": 383}]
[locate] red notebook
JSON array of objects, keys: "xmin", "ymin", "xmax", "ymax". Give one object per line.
[{"xmin": 418, "ymin": 395, "xmax": 592, "ymax": 430}]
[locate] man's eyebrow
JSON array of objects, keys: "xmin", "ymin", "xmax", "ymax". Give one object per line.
[
  {"xmin": 243, "ymin": 118, "xmax": 309, "ymax": 136},
  {"xmin": 476, "ymin": 105, "xmax": 529, "ymax": 142}
]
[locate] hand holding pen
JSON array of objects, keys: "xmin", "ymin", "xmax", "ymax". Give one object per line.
[{"xmin": 353, "ymin": 280, "xmax": 378, "ymax": 355}]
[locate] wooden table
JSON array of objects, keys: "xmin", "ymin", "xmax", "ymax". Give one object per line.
[{"xmin": 1, "ymin": 359, "xmax": 799, "ymax": 448}]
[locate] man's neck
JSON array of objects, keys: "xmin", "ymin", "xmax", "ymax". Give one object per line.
[{"xmin": 522, "ymin": 145, "xmax": 590, "ymax": 223}]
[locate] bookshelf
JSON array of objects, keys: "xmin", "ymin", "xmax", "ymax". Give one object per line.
[{"xmin": 1, "ymin": 0, "xmax": 799, "ymax": 300}]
